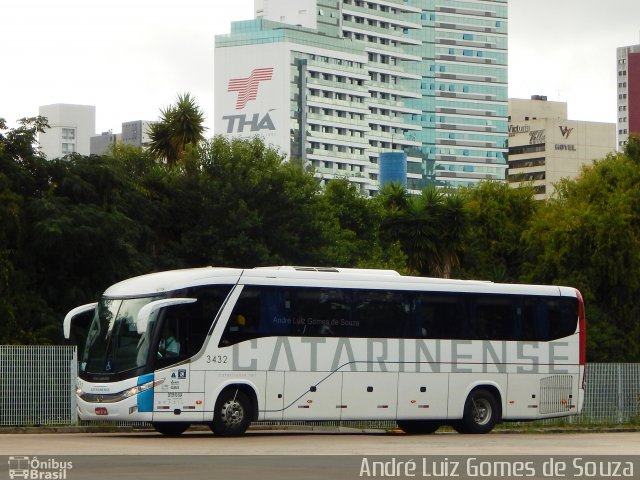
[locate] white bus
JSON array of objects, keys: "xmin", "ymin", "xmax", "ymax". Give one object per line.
[{"xmin": 64, "ymin": 266, "xmax": 586, "ymax": 436}]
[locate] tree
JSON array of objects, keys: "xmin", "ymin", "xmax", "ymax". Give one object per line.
[
  {"xmin": 458, "ymin": 182, "xmax": 537, "ymax": 282},
  {"xmin": 522, "ymin": 138, "xmax": 640, "ymax": 361},
  {"xmin": 379, "ymin": 185, "xmax": 467, "ymax": 277},
  {"xmin": 156, "ymin": 135, "xmax": 330, "ymax": 268},
  {"xmin": 148, "ymin": 93, "xmax": 206, "ymax": 167},
  {"xmin": 378, "ymin": 181, "xmax": 410, "ymax": 213},
  {"xmin": 315, "ymin": 178, "xmax": 406, "ymax": 270},
  {"xmin": 0, "ymin": 116, "xmax": 53, "ymax": 343}
]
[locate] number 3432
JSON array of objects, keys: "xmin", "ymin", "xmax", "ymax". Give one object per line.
[{"xmin": 206, "ymin": 355, "xmax": 228, "ymax": 364}]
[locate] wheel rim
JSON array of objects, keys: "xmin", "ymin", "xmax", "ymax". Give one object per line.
[
  {"xmin": 471, "ymin": 397, "xmax": 492, "ymax": 425},
  {"xmin": 220, "ymin": 399, "xmax": 244, "ymax": 427}
]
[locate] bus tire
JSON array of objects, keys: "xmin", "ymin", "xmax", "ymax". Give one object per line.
[
  {"xmin": 212, "ymin": 388, "xmax": 252, "ymax": 436},
  {"xmin": 454, "ymin": 388, "xmax": 500, "ymax": 434},
  {"xmin": 152, "ymin": 422, "xmax": 190, "ymax": 436},
  {"xmin": 397, "ymin": 420, "xmax": 441, "ymax": 434}
]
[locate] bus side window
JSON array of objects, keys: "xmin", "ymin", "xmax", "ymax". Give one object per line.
[
  {"xmin": 472, "ymin": 296, "xmax": 516, "ymax": 340},
  {"xmin": 219, "ymin": 287, "xmax": 263, "ymax": 346},
  {"xmin": 520, "ymin": 297, "xmax": 577, "ymax": 341},
  {"xmin": 547, "ymin": 297, "xmax": 578, "ymax": 340},
  {"xmin": 354, "ymin": 290, "xmax": 406, "ymax": 338},
  {"xmin": 260, "ymin": 288, "xmax": 291, "ymax": 335},
  {"xmin": 532, "ymin": 300, "xmax": 550, "ymax": 340},
  {"xmin": 416, "ymin": 294, "xmax": 466, "ymax": 339}
]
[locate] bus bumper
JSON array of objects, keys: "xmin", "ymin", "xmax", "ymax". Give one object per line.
[{"xmin": 77, "ymin": 395, "xmax": 153, "ymax": 422}]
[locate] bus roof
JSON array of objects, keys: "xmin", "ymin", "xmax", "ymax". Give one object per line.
[
  {"xmin": 103, "ymin": 267, "xmax": 243, "ymax": 297},
  {"xmin": 102, "ymin": 266, "xmax": 575, "ymax": 298}
]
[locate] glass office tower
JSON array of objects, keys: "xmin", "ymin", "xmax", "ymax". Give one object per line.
[{"xmin": 215, "ymin": 0, "xmax": 507, "ymax": 194}]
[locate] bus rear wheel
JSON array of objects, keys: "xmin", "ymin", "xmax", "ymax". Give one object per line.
[
  {"xmin": 211, "ymin": 389, "xmax": 252, "ymax": 436},
  {"xmin": 397, "ymin": 420, "xmax": 441, "ymax": 434},
  {"xmin": 152, "ymin": 422, "xmax": 190, "ymax": 436},
  {"xmin": 453, "ymin": 388, "xmax": 500, "ymax": 434}
]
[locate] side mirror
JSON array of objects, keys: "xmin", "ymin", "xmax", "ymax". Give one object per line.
[
  {"xmin": 63, "ymin": 303, "xmax": 98, "ymax": 339},
  {"xmin": 136, "ymin": 298, "xmax": 197, "ymax": 334}
]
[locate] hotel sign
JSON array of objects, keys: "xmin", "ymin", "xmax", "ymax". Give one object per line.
[
  {"xmin": 555, "ymin": 125, "xmax": 576, "ymax": 151},
  {"xmin": 509, "ymin": 124, "xmax": 530, "ymax": 137},
  {"xmin": 529, "ymin": 130, "xmax": 546, "ymax": 144},
  {"xmin": 555, "ymin": 144, "xmax": 576, "ymax": 151}
]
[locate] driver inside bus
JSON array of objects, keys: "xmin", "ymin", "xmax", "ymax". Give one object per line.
[{"xmin": 158, "ymin": 322, "xmax": 180, "ymax": 358}]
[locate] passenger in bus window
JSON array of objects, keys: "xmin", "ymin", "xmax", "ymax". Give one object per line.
[{"xmin": 229, "ymin": 314, "xmax": 246, "ymax": 332}]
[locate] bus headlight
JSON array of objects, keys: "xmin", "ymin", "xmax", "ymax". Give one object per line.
[{"xmin": 121, "ymin": 379, "xmax": 164, "ymax": 400}]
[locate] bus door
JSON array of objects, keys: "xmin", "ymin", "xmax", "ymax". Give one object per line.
[{"xmin": 151, "ymin": 302, "xmax": 209, "ymax": 422}]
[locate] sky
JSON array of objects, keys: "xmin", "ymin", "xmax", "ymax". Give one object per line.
[{"xmin": 2, "ymin": 0, "xmax": 640, "ymax": 133}]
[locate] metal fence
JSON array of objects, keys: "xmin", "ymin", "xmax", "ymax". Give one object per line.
[
  {"xmin": 575, "ymin": 363, "xmax": 640, "ymax": 424},
  {"xmin": 0, "ymin": 345, "xmax": 638, "ymax": 427},
  {"xmin": 0, "ymin": 345, "xmax": 77, "ymax": 426}
]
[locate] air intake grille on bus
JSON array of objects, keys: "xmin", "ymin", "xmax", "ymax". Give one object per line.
[{"xmin": 539, "ymin": 375, "xmax": 573, "ymax": 415}]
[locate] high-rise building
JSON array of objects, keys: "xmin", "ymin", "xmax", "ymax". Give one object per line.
[
  {"xmin": 121, "ymin": 120, "xmax": 155, "ymax": 148},
  {"xmin": 508, "ymin": 96, "xmax": 615, "ymax": 200},
  {"xmin": 38, "ymin": 104, "xmax": 96, "ymax": 159},
  {"xmin": 214, "ymin": 0, "xmax": 507, "ymax": 195},
  {"xmin": 89, "ymin": 120, "xmax": 155, "ymax": 155},
  {"xmin": 90, "ymin": 131, "xmax": 119, "ymax": 156},
  {"xmin": 616, "ymin": 43, "xmax": 640, "ymax": 149}
]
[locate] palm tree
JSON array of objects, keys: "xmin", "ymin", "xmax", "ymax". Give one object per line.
[
  {"xmin": 380, "ymin": 185, "xmax": 467, "ymax": 278},
  {"xmin": 378, "ymin": 181, "xmax": 410, "ymax": 213},
  {"xmin": 148, "ymin": 93, "xmax": 206, "ymax": 167}
]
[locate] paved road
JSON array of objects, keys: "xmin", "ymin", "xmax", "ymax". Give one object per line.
[{"xmin": 1, "ymin": 429, "xmax": 639, "ymax": 455}]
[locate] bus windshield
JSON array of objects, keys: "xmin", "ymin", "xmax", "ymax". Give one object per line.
[{"xmin": 80, "ymin": 296, "xmax": 163, "ymax": 378}]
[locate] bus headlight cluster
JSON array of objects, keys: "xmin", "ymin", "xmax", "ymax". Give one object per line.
[
  {"xmin": 121, "ymin": 379, "xmax": 164, "ymax": 400},
  {"xmin": 78, "ymin": 379, "xmax": 164, "ymax": 403}
]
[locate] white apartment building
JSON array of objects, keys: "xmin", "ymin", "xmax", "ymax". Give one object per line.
[
  {"xmin": 508, "ymin": 96, "xmax": 615, "ymax": 200},
  {"xmin": 38, "ymin": 104, "xmax": 96, "ymax": 159}
]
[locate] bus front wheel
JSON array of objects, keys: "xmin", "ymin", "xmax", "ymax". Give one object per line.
[
  {"xmin": 152, "ymin": 422, "xmax": 190, "ymax": 436},
  {"xmin": 397, "ymin": 420, "xmax": 441, "ymax": 434},
  {"xmin": 211, "ymin": 389, "xmax": 252, "ymax": 436},
  {"xmin": 453, "ymin": 388, "xmax": 500, "ymax": 434}
]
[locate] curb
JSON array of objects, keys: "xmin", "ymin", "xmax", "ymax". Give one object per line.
[{"xmin": 1, "ymin": 424, "xmax": 639, "ymax": 435}]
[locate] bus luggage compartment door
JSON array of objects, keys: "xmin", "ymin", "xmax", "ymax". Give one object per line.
[
  {"xmin": 341, "ymin": 372, "xmax": 399, "ymax": 420},
  {"xmin": 397, "ymin": 372, "xmax": 449, "ymax": 419},
  {"xmin": 282, "ymin": 371, "xmax": 342, "ymax": 420}
]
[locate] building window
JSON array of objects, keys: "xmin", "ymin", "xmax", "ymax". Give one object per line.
[
  {"xmin": 508, "ymin": 157, "xmax": 546, "ymax": 169},
  {"xmin": 508, "ymin": 171, "xmax": 545, "ymax": 182},
  {"xmin": 61, "ymin": 128, "xmax": 76, "ymax": 140},
  {"xmin": 61, "ymin": 143, "xmax": 76, "ymax": 154}
]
